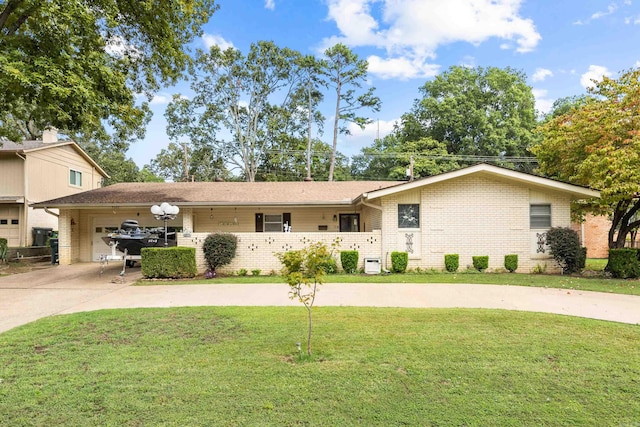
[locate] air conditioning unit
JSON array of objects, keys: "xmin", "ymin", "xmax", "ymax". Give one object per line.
[{"xmin": 364, "ymin": 257, "xmax": 381, "ymax": 274}]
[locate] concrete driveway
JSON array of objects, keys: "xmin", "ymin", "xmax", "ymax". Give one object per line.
[{"xmin": 0, "ymin": 263, "xmax": 639, "ymax": 334}]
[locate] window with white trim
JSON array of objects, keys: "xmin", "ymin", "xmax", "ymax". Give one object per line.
[
  {"xmin": 264, "ymin": 214, "xmax": 283, "ymax": 232},
  {"xmin": 70, "ymin": 169, "xmax": 82, "ymax": 187},
  {"xmin": 530, "ymin": 204, "xmax": 551, "ymax": 229}
]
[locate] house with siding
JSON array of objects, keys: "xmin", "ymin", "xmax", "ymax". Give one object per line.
[
  {"xmin": 0, "ymin": 130, "xmax": 108, "ymax": 247},
  {"xmin": 33, "ymin": 163, "xmax": 599, "ymax": 273}
]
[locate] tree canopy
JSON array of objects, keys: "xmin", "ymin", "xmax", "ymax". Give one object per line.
[
  {"xmin": 323, "ymin": 43, "xmax": 381, "ymax": 181},
  {"xmin": 0, "ymin": 0, "xmax": 218, "ymax": 144},
  {"xmin": 533, "ymin": 68, "xmax": 640, "ymax": 249},
  {"xmin": 404, "ymin": 65, "xmax": 537, "ymax": 160}
]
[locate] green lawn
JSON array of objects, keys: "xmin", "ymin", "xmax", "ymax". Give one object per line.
[
  {"xmin": 140, "ymin": 265, "xmax": 640, "ymax": 296},
  {"xmin": 1, "ymin": 307, "xmax": 638, "ymax": 425}
]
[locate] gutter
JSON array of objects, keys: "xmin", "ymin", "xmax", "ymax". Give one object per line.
[
  {"xmin": 16, "ymin": 152, "xmax": 28, "ymax": 246},
  {"xmin": 359, "ymin": 194, "xmax": 386, "ymax": 270}
]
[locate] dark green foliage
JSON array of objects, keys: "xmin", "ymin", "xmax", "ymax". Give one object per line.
[
  {"xmin": 444, "ymin": 254, "xmax": 459, "ymax": 272},
  {"xmin": 0, "ymin": 237, "xmax": 7, "ymax": 263},
  {"xmin": 319, "ymin": 257, "xmax": 338, "ymax": 274},
  {"xmin": 238, "ymin": 269, "xmax": 248, "ymax": 276},
  {"xmin": 340, "ymin": 250, "xmax": 359, "ymax": 273},
  {"xmin": 607, "ymin": 249, "xmax": 640, "ymax": 279},
  {"xmin": 578, "ymin": 247, "xmax": 587, "ymax": 270},
  {"xmin": 545, "ymin": 227, "xmax": 583, "ymax": 274},
  {"xmin": 141, "ymin": 247, "xmax": 197, "ymax": 279},
  {"xmin": 202, "ymin": 233, "xmax": 238, "ymax": 272},
  {"xmin": 391, "ymin": 252, "xmax": 408, "ymax": 273},
  {"xmin": 504, "ymin": 254, "xmax": 518, "ymax": 273},
  {"xmin": 472, "ymin": 256, "xmax": 489, "ymax": 272}
]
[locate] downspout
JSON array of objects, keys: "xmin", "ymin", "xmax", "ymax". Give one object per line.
[
  {"xmin": 360, "ymin": 194, "xmax": 386, "ymax": 270},
  {"xmin": 44, "ymin": 207, "xmax": 59, "ymax": 218},
  {"xmin": 16, "ymin": 152, "xmax": 28, "ymax": 246}
]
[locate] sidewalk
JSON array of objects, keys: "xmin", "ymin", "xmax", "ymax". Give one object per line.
[{"xmin": 1, "ymin": 263, "xmax": 639, "ymax": 334}]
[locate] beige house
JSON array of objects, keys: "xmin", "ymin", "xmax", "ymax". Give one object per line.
[
  {"xmin": 0, "ymin": 131, "xmax": 108, "ymax": 246},
  {"xmin": 34, "ymin": 164, "xmax": 599, "ymax": 273}
]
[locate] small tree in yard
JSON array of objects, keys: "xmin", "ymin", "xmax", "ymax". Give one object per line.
[
  {"xmin": 278, "ymin": 242, "xmax": 333, "ymax": 357},
  {"xmin": 202, "ymin": 233, "xmax": 238, "ymax": 276}
]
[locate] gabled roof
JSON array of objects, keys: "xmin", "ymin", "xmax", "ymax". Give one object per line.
[
  {"xmin": 362, "ymin": 163, "xmax": 600, "ymax": 200},
  {"xmin": 1, "ymin": 140, "xmax": 109, "ymax": 178},
  {"xmin": 32, "ymin": 180, "xmax": 403, "ymax": 209}
]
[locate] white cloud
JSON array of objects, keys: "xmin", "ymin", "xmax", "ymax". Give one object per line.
[
  {"xmin": 635, "ymin": 60, "xmax": 640, "ymax": 67},
  {"xmin": 265, "ymin": 0, "xmax": 275, "ymax": 10},
  {"xmin": 202, "ymin": 34, "xmax": 234, "ymax": 50},
  {"xmin": 105, "ymin": 35, "xmax": 140, "ymax": 58},
  {"xmin": 322, "ymin": 0, "xmax": 541, "ymax": 80},
  {"xmin": 367, "ymin": 55, "xmax": 439, "ymax": 80},
  {"xmin": 532, "ymin": 88, "xmax": 553, "ymax": 115},
  {"xmin": 580, "ymin": 65, "xmax": 612, "ymax": 89},
  {"xmin": 346, "ymin": 118, "xmax": 397, "ymax": 140},
  {"xmin": 591, "ymin": 3, "xmax": 618, "ymax": 20},
  {"xmin": 532, "ymin": 68, "xmax": 553, "ymax": 82}
]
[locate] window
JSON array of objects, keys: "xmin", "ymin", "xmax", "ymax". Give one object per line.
[
  {"xmin": 398, "ymin": 204, "xmax": 420, "ymax": 228},
  {"xmin": 0, "ymin": 219, "xmax": 6, "ymax": 225},
  {"xmin": 530, "ymin": 204, "xmax": 551, "ymax": 229},
  {"xmin": 11, "ymin": 219, "xmax": 18, "ymax": 225},
  {"xmin": 264, "ymin": 214, "xmax": 283, "ymax": 232},
  {"xmin": 70, "ymin": 169, "xmax": 82, "ymax": 187}
]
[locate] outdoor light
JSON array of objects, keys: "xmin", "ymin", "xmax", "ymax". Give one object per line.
[{"xmin": 151, "ymin": 202, "xmax": 180, "ymax": 246}]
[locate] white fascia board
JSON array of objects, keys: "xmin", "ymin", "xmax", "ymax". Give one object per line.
[{"xmin": 363, "ymin": 164, "xmax": 600, "ymax": 201}]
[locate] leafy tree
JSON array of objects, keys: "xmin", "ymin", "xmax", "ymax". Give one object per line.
[
  {"xmin": 352, "ymin": 133, "xmax": 460, "ymax": 180},
  {"xmin": 322, "ymin": 43, "xmax": 381, "ymax": 181},
  {"xmin": 541, "ymin": 95, "xmax": 593, "ymax": 123},
  {"xmin": 534, "ymin": 68, "xmax": 640, "ymax": 251},
  {"xmin": 404, "ymin": 65, "xmax": 537, "ymax": 163},
  {"xmin": 166, "ymin": 41, "xmax": 322, "ymax": 182},
  {"xmin": 146, "ymin": 141, "xmax": 229, "ymax": 182},
  {"xmin": 278, "ymin": 242, "xmax": 334, "ymax": 357},
  {"xmin": 0, "ymin": 0, "xmax": 218, "ymax": 144}
]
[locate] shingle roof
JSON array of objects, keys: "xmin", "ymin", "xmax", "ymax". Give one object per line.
[
  {"xmin": 33, "ymin": 180, "xmax": 403, "ymax": 208},
  {"xmin": 0, "ymin": 140, "xmax": 70, "ymax": 152}
]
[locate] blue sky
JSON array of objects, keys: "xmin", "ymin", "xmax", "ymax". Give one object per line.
[{"xmin": 129, "ymin": 0, "xmax": 640, "ymax": 169}]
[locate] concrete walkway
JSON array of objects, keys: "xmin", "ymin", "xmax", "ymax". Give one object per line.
[{"xmin": 1, "ymin": 263, "xmax": 639, "ymax": 334}]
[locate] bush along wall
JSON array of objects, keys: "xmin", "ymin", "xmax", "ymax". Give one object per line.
[
  {"xmin": 444, "ymin": 254, "xmax": 459, "ymax": 272},
  {"xmin": 391, "ymin": 251, "xmax": 408, "ymax": 273},
  {"xmin": 472, "ymin": 256, "xmax": 489, "ymax": 272},
  {"xmin": 608, "ymin": 248, "xmax": 640, "ymax": 279},
  {"xmin": 504, "ymin": 254, "xmax": 518, "ymax": 272},
  {"xmin": 141, "ymin": 247, "xmax": 197, "ymax": 279},
  {"xmin": 340, "ymin": 250, "xmax": 359, "ymax": 274},
  {"xmin": 545, "ymin": 227, "xmax": 583, "ymax": 274}
]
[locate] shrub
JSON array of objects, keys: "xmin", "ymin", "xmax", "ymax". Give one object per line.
[
  {"xmin": 141, "ymin": 247, "xmax": 197, "ymax": 279},
  {"xmin": 340, "ymin": 250, "xmax": 359, "ymax": 274},
  {"xmin": 504, "ymin": 254, "xmax": 518, "ymax": 273},
  {"xmin": 202, "ymin": 233, "xmax": 238, "ymax": 273},
  {"xmin": 251, "ymin": 269, "xmax": 261, "ymax": 276},
  {"xmin": 444, "ymin": 254, "xmax": 459, "ymax": 272},
  {"xmin": 608, "ymin": 248, "xmax": 640, "ymax": 279},
  {"xmin": 0, "ymin": 238, "xmax": 7, "ymax": 263},
  {"xmin": 545, "ymin": 227, "xmax": 582, "ymax": 274},
  {"xmin": 319, "ymin": 256, "xmax": 338, "ymax": 274},
  {"xmin": 238, "ymin": 268, "xmax": 248, "ymax": 276},
  {"xmin": 391, "ymin": 251, "xmax": 408, "ymax": 273},
  {"xmin": 472, "ymin": 256, "xmax": 489, "ymax": 272},
  {"xmin": 578, "ymin": 247, "xmax": 587, "ymax": 270}
]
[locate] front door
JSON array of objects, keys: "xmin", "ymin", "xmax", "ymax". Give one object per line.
[{"xmin": 339, "ymin": 214, "xmax": 360, "ymax": 232}]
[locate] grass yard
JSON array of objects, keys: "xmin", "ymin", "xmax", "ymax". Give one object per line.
[
  {"xmin": 140, "ymin": 268, "xmax": 640, "ymax": 296},
  {"xmin": 0, "ymin": 307, "xmax": 638, "ymax": 426}
]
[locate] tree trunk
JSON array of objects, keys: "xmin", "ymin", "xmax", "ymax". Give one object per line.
[{"xmin": 328, "ymin": 80, "xmax": 341, "ymax": 182}]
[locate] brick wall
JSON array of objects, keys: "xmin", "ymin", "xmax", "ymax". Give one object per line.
[{"xmin": 178, "ymin": 231, "xmax": 382, "ymax": 274}]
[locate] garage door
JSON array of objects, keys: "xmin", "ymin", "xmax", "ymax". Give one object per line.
[{"xmin": 0, "ymin": 206, "xmax": 20, "ymax": 247}]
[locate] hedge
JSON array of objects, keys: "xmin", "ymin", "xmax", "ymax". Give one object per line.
[
  {"xmin": 444, "ymin": 254, "xmax": 459, "ymax": 272},
  {"xmin": 391, "ymin": 251, "xmax": 408, "ymax": 273},
  {"xmin": 141, "ymin": 247, "xmax": 197, "ymax": 279},
  {"xmin": 340, "ymin": 250, "xmax": 359, "ymax": 274}
]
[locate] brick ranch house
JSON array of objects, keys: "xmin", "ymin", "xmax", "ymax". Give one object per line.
[{"xmin": 33, "ymin": 164, "xmax": 600, "ymax": 274}]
